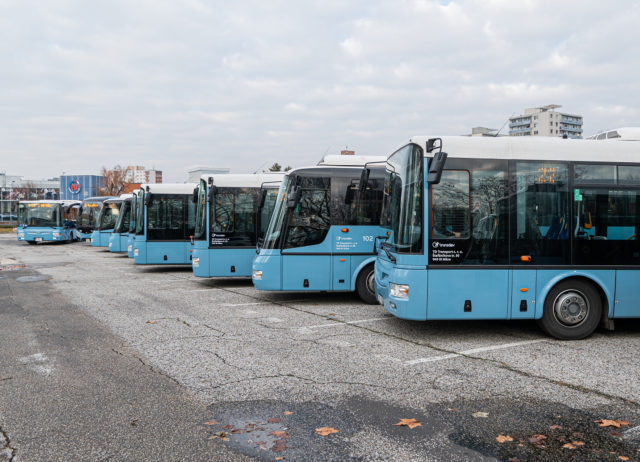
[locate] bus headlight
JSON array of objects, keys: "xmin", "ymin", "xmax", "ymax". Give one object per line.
[
  {"xmin": 390, "ymin": 283, "xmax": 409, "ymax": 299},
  {"xmin": 252, "ymin": 270, "xmax": 263, "ymax": 280},
  {"xmin": 53, "ymin": 232, "xmax": 61, "ymax": 237},
  {"xmin": 128, "ymin": 245, "xmax": 132, "ymax": 252},
  {"xmin": 192, "ymin": 257, "xmax": 199, "ymax": 267}
]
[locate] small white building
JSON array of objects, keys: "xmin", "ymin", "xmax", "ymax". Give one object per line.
[{"xmin": 187, "ymin": 166, "xmax": 230, "ymax": 183}]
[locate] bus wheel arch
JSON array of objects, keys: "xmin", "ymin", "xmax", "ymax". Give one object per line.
[
  {"xmin": 355, "ymin": 262, "xmax": 377, "ymax": 304},
  {"xmin": 537, "ymin": 276, "xmax": 606, "ymax": 340}
]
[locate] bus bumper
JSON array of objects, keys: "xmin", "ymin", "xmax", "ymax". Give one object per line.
[
  {"xmin": 252, "ymin": 251, "xmax": 282, "ymax": 290},
  {"xmin": 192, "ymin": 245, "xmax": 210, "ymax": 277},
  {"xmin": 375, "ymin": 259, "xmax": 427, "ymax": 321}
]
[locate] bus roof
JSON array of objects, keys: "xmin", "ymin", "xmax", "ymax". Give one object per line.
[
  {"xmin": 200, "ymin": 173, "xmax": 285, "ymax": 188},
  {"xmin": 318, "ymin": 155, "xmax": 387, "ymax": 167},
  {"xmin": 140, "ymin": 183, "xmax": 197, "ymax": 195},
  {"xmin": 104, "ymin": 198, "xmax": 124, "ymax": 204},
  {"xmin": 405, "ymin": 135, "xmax": 640, "ymax": 163},
  {"xmin": 586, "ymin": 127, "xmax": 640, "ymax": 141},
  {"xmin": 82, "ymin": 196, "xmax": 114, "ymax": 202},
  {"xmin": 118, "ymin": 193, "xmax": 133, "ymax": 200}
]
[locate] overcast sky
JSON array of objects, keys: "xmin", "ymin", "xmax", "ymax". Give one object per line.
[{"xmin": 1, "ymin": 0, "xmax": 639, "ymax": 182}]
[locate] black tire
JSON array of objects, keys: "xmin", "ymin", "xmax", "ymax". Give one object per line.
[
  {"xmin": 26, "ymin": 241, "xmax": 37, "ymax": 245},
  {"xmin": 537, "ymin": 279, "xmax": 601, "ymax": 340},
  {"xmin": 356, "ymin": 263, "xmax": 377, "ymax": 304}
]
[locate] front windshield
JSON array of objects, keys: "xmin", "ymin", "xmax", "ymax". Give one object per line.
[
  {"xmin": 18, "ymin": 203, "xmax": 27, "ymax": 226},
  {"xmin": 262, "ymin": 176, "xmax": 290, "ymax": 249},
  {"xmin": 114, "ymin": 200, "xmax": 131, "ymax": 233},
  {"xmin": 78, "ymin": 201, "xmax": 103, "ymax": 230},
  {"xmin": 194, "ymin": 180, "xmax": 207, "ymax": 240},
  {"xmin": 383, "ymin": 143, "xmax": 424, "ymax": 253},
  {"xmin": 135, "ymin": 189, "xmax": 145, "ymax": 235},
  {"xmin": 24, "ymin": 203, "xmax": 61, "ymax": 227},
  {"xmin": 99, "ymin": 202, "xmax": 121, "ymax": 230},
  {"xmin": 259, "ymin": 188, "xmax": 279, "ymax": 236},
  {"xmin": 128, "ymin": 195, "xmax": 137, "ymax": 233}
]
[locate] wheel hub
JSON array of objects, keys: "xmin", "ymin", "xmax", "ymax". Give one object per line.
[
  {"xmin": 553, "ymin": 290, "xmax": 589, "ymax": 327},
  {"xmin": 366, "ymin": 271, "xmax": 375, "ymax": 294}
]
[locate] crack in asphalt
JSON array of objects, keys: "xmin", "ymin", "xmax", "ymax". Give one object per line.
[
  {"xmin": 111, "ymin": 348, "xmax": 181, "ymax": 387},
  {"xmin": 0, "ymin": 426, "xmax": 16, "ymax": 462}
]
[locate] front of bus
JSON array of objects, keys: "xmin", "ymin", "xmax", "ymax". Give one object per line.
[
  {"xmin": 127, "ymin": 191, "xmax": 139, "ymax": 257},
  {"xmin": 77, "ymin": 198, "xmax": 106, "ymax": 241},
  {"xmin": 375, "ymin": 142, "xmax": 429, "ymax": 320},
  {"xmin": 191, "ymin": 178, "xmax": 209, "ymax": 276},
  {"xmin": 18, "ymin": 201, "xmax": 65, "ymax": 243},
  {"xmin": 252, "ymin": 176, "xmax": 290, "ymax": 290},
  {"xmin": 91, "ymin": 199, "xmax": 121, "ymax": 247},
  {"xmin": 108, "ymin": 197, "xmax": 131, "ymax": 252},
  {"xmin": 132, "ymin": 187, "xmax": 146, "ymax": 259}
]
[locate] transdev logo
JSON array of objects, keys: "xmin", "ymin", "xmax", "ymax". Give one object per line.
[{"xmin": 68, "ymin": 179, "xmax": 82, "ymax": 194}]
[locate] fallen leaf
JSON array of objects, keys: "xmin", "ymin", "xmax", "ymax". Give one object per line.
[
  {"xmin": 328, "ymin": 313, "xmax": 337, "ymax": 316},
  {"xmin": 268, "ymin": 418, "xmax": 281, "ymax": 424},
  {"xmin": 549, "ymin": 425, "xmax": 563, "ymax": 430},
  {"xmin": 572, "ymin": 441, "xmax": 585, "ymax": 446},
  {"xmin": 272, "ymin": 439, "xmax": 287, "ymax": 452},
  {"xmin": 563, "ymin": 443, "xmax": 576, "ymax": 449},
  {"xmin": 204, "ymin": 420, "xmax": 219, "ymax": 426},
  {"xmin": 496, "ymin": 435, "xmax": 513, "ymax": 443},
  {"xmin": 595, "ymin": 419, "xmax": 631, "ymax": 428},
  {"xmin": 283, "ymin": 411, "xmax": 293, "ymax": 415},
  {"xmin": 528, "ymin": 434, "xmax": 547, "ymax": 445},
  {"xmin": 472, "ymin": 412, "xmax": 489, "ymax": 418},
  {"xmin": 394, "ymin": 418, "xmax": 422, "ymax": 429},
  {"xmin": 209, "ymin": 431, "xmax": 230, "ymax": 442},
  {"xmin": 316, "ymin": 427, "xmax": 339, "ymax": 436},
  {"xmin": 146, "ymin": 320, "xmax": 157, "ymax": 324},
  {"xmin": 275, "ymin": 458, "xmax": 285, "ymax": 461},
  {"xmin": 619, "ymin": 456, "xmax": 629, "ymax": 461},
  {"xmin": 231, "ymin": 428, "xmax": 246, "ymax": 434},
  {"xmin": 221, "ymin": 424, "xmax": 234, "ymax": 430}
]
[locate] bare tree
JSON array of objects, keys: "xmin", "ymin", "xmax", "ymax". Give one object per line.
[{"xmin": 97, "ymin": 166, "xmax": 131, "ymax": 196}]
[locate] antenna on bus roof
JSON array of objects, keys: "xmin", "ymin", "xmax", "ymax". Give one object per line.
[
  {"xmin": 253, "ymin": 160, "xmax": 269, "ymax": 174},
  {"xmin": 495, "ymin": 114, "xmax": 514, "ymax": 137}
]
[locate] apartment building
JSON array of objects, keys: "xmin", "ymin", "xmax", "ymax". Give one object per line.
[{"xmin": 509, "ymin": 104, "xmax": 583, "ymax": 138}]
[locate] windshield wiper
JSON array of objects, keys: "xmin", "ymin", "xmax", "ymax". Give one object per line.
[{"xmin": 380, "ymin": 241, "xmax": 396, "ymax": 263}]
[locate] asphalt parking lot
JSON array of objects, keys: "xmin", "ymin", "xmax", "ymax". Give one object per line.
[{"xmin": 2, "ymin": 234, "xmax": 640, "ymax": 461}]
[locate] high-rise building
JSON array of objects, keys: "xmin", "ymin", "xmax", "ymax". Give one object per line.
[
  {"xmin": 126, "ymin": 166, "xmax": 162, "ymax": 184},
  {"xmin": 509, "ymin": 105, "xmax": 583, "ymax": 138}
]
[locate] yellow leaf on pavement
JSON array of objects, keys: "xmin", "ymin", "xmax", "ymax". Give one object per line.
[
  {"xmin": 394, "ymin": 418, "xmax": 422, "ymax": 429},
  {"xmin": 496, "ymin": 435, "xmax": 513, "ymax": 443},
  {"xmin": 315, "ymin": 427, "xmax": 339, "ymax": 436}
]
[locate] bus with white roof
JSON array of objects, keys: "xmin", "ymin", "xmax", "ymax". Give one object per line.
[
  {"xmin": 17, "ymin": 200, "xmax": 81, "ymax": 244},
  {"xmin": 133, "ymin": 183, "xmax": 197, "ymax": 265},
  {"xmin": 108, "ymin": 194, "xmax": 134, "ymax": 252},
  {"xmin": 375, "ymin": 135, "xmax": 640, "ymax": 339},
  {"xmin": 91, "ymin": 196, "xmax": 125, "ymax": 247}
]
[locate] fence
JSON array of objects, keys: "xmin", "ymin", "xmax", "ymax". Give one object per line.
[{"xmin": 0, "ymin": 200, "xmax": 18, "ymax": 224}]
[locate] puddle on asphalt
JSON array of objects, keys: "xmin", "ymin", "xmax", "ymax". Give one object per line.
[
  {"xmin": 205, "ymin": 397, "xmax": 640, "ymax": 461},
  {"xmin": 16, "ymin": 275, "xmax": 50, "ymax": 283}
]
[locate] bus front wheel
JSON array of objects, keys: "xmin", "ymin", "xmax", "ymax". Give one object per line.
[
  {"xmin": 538, "ymin": 279, "xmax": 601, "ymax": 340},
  {"xmin": 26, "ymin": 241, "xmax": 37, "ymax": 245},
  {"xmin": 356, "ymin": 263, "xmax": 377, "ymax": 305}
]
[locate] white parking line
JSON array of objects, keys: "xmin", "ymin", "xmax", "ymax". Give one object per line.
[
  {"xmin": 405, "ymin": 339, "xmax": 547, "ymax": 365},
  {"xmin": 298, "ymin": 316, "xmax": 392, "ymax": 330}
]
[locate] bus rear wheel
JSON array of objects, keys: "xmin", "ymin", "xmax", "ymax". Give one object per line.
[
  {"xmin": 538, "ymin": 279, "xmax": 601, "ymax": 340},
  {"xmin": 356, "ymin": 263, "xmax": 377, "ymax": 305}
]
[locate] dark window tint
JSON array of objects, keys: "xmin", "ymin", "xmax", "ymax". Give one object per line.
[
  {"xmin": 431, "ymin": 171, "xmax": 470, "ymax": 239},
  {"xmin": 330, "ymin": 170, "xmax": 384, "ymax": 226},
  {"xmin": 211, "ymin": 188, "xmax": 259, "ymax": 247},
  {"xmin": 574, "ymin": 164, "xmax": 616, "ymax": 184},
  {"xmin": 284, "ymin": 178, "xmax": 330, "ymax": 249},
  {"xmin": 619, "ymin": 166, "xmax": 640, "ymax": 185},
  {"xmin": 194, "ymin": 181, "xmax": 207, "ymax": 240},
  {"xmin": 147, "ymin": 194, "xmax": 193, "ymax": 241},
  {"xmin": 259, "ymin": 189, "xmax": 279, "ymax": 236},
  {"xmin": 574, "ymin": 189, "xmax": 640, "ymax": 264},
  {"xmin": 512, "ymin": 162, "xmax": 570, "ymax": 264}
]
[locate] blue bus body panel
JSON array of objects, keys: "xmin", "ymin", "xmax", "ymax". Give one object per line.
[
  {"xmin": 108, "ymin": 232, "xmax": 128, "ymax": 253},
  {"xmin": 192, "ymin": 241, "xmax": 256, "ymax": 278},
  {"xmin": 134, "ymin": 240, "xmax": 192, "ymax": 265},
  {"xmin": 615, "ymin": 270, "xmax": 640, "ymax": 318},
  {"xmin": 128, "ymin": 235, "xmax": 137, "ymax": 258},
  {"xmin": 77, "ymin": 230, "xmax": 93, "ymax": 240},
  {"xmin": 254, "ymin": 225, "xmax": 382, "ymax": 293},
  {"xmin": 18, "ymin": 226, "xmax": 75, "ymax": 243},
  {"xmin": 91, "ymin": 230, "xmax": 112, "ymax": 247}
]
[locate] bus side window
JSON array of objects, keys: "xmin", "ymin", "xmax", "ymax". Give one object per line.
[{"xmin": 431, "ymin": 170, "xmax": 470, "ymax": 239}]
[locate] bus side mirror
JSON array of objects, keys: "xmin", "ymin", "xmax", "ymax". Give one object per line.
[
  {"xmin": 287, "ymin": 186, "xmax": 300, "ymax": 208},
  {"xmin": 144, "ymin": 194, "xmax": 152, "ymax": 206},
  {"xmin": 207, "ymin": 185, "xmax": 217, "ymax": 203},
  {"xmin": 427, "ymin": 152, "xmax": 448, "ymax": 184}
]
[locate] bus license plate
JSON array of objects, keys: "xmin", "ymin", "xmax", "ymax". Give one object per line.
[{"xmin": 35, "ymin": 237, "xmax": 42, "ymax": 242}]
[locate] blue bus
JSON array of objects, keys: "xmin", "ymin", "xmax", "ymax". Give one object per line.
[
  {"xmin": 192, "ymin": 173, "xmax": 285, "ymax": 278},
  {"xmin": 133, "ymin": 183, "xmax": 197, "ymax": 265},
  {"xmin": 375, "ymin": 135, "xmax": 640, "ymax": 340},
  {"xmin": 17, "ymin": 200, "xmax": 81, "ymax": 244},
  {"xmin": 252, "ymin": 156, "xmax": 386, "ymax": 303},
  {"xmin": 127, "ymin": 190, "xmax": 139, "ymax": 258},
  {"xmin": 91, "ymin": 197, "xmax": 123, "ymax": 247},
  {"xmin": 76, "ymin": 196, "xmax": 112, "ymax": 240},
  {"xmin": 108, "ymin": 194, "xmax": 134, "ymax": 253}
]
